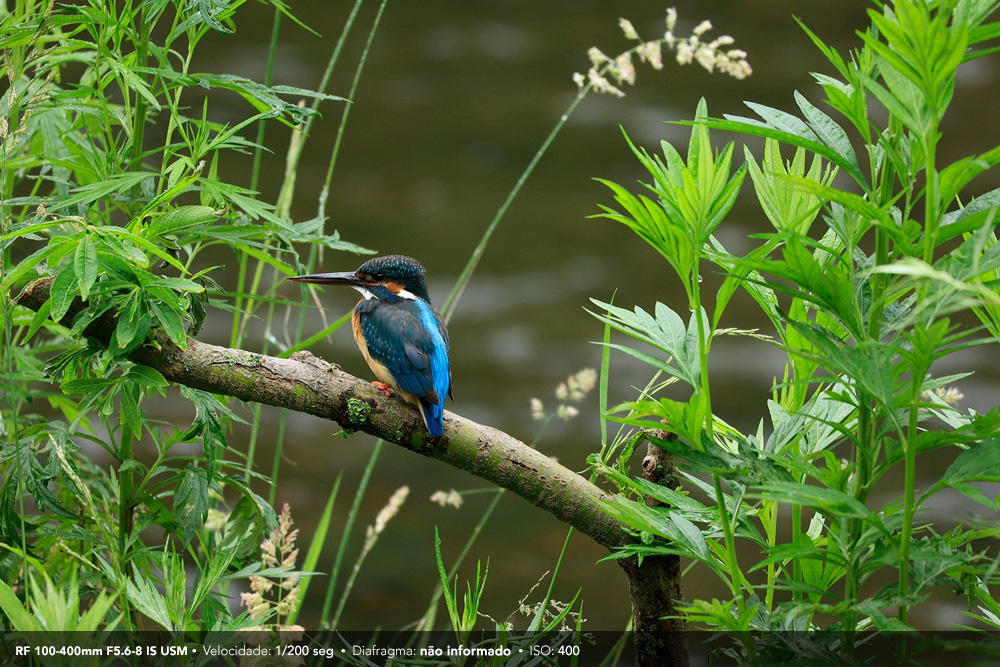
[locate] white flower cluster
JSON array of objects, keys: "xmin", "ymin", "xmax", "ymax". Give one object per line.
[
  {"xmin": 922, "ymin": 386, "xmax": 964, "ymax": 407},
  {"xmin": 573, "ymin": 7, "xmax": 752, "ymax": 97},
  {"xmin": 369, "ymin": 485, "xmax": 409, "ymax": 540},
  {"xmin": 240, "ymin": 503, "xmax": 306, "ymax": 663},
  {"xmin": 430, "ymin": 488, "xmax": 464, "ymax": 509},
  {"xmin": 531, "ymin": 368, "xmax": 598, "ymax": 422}
]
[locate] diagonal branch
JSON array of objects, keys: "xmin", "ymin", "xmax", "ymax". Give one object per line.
[{"xmin": 16, "ymin": 277, "xmax": 627, "ymax": 550}]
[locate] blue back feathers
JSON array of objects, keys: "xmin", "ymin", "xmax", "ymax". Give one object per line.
[
  {"xmin": 354, "ymin": 265, "xmax": 451, "ymax": 436},
  {"xmin": 413, "ymin": 300, "xmax": 450, "ymax": 436}
]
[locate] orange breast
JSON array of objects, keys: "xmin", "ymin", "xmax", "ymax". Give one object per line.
[{"xmin": 351, "ymin": 309, "xmax": 415, "ymax": 403}]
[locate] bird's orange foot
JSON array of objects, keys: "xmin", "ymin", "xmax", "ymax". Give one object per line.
[{"xmin": 372, "ymin": 382, "xmax": 393, "ymax": 397}]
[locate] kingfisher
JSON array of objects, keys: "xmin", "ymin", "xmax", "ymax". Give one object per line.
[{"xmin": 288, "ymin": 255, "xmax": 452, "ymax": 437}]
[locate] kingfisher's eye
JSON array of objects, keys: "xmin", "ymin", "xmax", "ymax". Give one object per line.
[{"xmin": 371, "ymin": 273, "xmax": 385, "ymax": 282}]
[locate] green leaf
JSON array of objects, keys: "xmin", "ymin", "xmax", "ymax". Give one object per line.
[
  {"xmin": 701, "ymin": 114, "xmax": 869, "ymax": 191},
  {"xmin": 149, "ymin": 299, "xmax": 186, "ymax": 347},
  {"xmin": 590, "ymin": 299, "xmax": 703, "ymax": 387},
  {"xmin": 150, "ymin": 277, "xmax": 204, "ymax": 293},
  {"xmin": 793, "ymin": 92, "xmax": 861, "ymax": 176},
  {"xmin": 750, "ymin": 481, "xmax": 880, "ymax": 524},
  {"xmin": 174, "ymin": 464, "xmax": 209, "ymax": 546},
  {"xmin": 127, "ymin": 365, "xmax": 168, "ymax": 388},
  {"xmin": 108, "ymin": 58, "xmax": 162, "ymax": 111},
  {"xmin": 0, "ymin": 578, "xmax": 38, "ymax": 631},
  {"xmin": 180, "ymin": 387, "xmax": 240, "ymax": 482},
  {"xmin": 73, "ymin": 235, "xmax": 98, "ymax": 300},
  {"xmin": 114, "ymin": 294, "xmax": 142, "ymax": 349},
  {"xmin": 126, "ymin": 575, "xmax": 173, "ymax": 631},
  {"xmin": 149, "ymin": 205, "xmax": 218, "ymax": 237},
  {"xmin": 929, "ymin": 438, "xmax": 1000, "ymax": 508},
  {"xmin": 50, "ymin": 172, "xmax": 152, "ymax": 213},
  {"xmin": 857, "ymin": 70, "xmax": 925, "ymax": 136},
  {"xmin": 222, "ymin": 477, "xmax": 278, "ymax": 556},
  {"xmin": 120, "ymin": 382, "xmax": 142, "ymax": 436},
  {"xmin": 49, "ymin": 264, "xmax": 79, "ymax": 322},
  {"xmin": 744, "ymin": 139, "xmax": 835, "ymax": 235}
]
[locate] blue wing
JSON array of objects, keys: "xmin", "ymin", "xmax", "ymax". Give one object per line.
[{"xmin": 358, "ymin": 299, "xmax": 451, "ymax": 435}]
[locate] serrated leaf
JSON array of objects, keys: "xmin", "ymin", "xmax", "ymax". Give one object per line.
[
  {"xmin": 73, "ymin": 235, "xmax": 98, "ymax": 300},
  {"xmin": 49, "ymin": 264, "xmax": 79, "ymax": 322},
  {"xmin": 0, "ymin": 579, "xmax": 37, "ymax": 631},
  {"xmin": 127, "ymin": 365, "xmax": 168, "ymax": 388},
  {"xmin": 174, "ymin": 464, "xmax": 209, "ymax": 546},
  {"xmin": 750, "ymin": 481, "xmax": 878, "ymax": 523},
  {"xmin": 149, "ymin": 300, "xmax": 186, "ymax": 347},
  {"xmin": 149, "ymin": 205, "xmax": 218, "ymax": 236},
  {"xmin": 126, "ymin": 575, "xmax": 173, "ymax": 631},
  {"xmin": 115, "ymin": 294, "xmax": 141, "ymax": 349},
  {"xmin": 793, "ymin": 91, "xmax": 861, "ymax": 176},
  {"xmin": 930, "ymin": 437, "xmax": 1000, "ymax": 508}
]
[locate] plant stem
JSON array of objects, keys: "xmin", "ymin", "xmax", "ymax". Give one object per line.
[
  {"xmin": 320, "ymin": 440, "xmax": 382, "ymax": 628},
  {"xmin": 790, "ymin": 504, "xmax": 801, "ymax": 604},
  {"xmin": 117, "ymin": 420, "xmax": 135, "ymax": 565},
  {"xmin": 898, "ymin": 387, "xmax": 920, "ymax": 625},
  {"xmin": 281, "ymin": 0, "xmax": 366, "ymax": 213},
  {"xmin": 921, "ymin": 131, "xmax": 939, "ymax": 265},
  {"xmin": 129, "ymin": 5, "xmax": 151, "ymax": 176},
  {"xmin": 442, "ymin": 87, "xmax": 589, "ymax": 322},
  {"xmin": 316, "ymin": 0, "xmax": 389, "ymax": 223},
  {"xmin": 418, "ymin": 488, "xmax": 504, "ymax": 631},
  {"xmin": 692, "ymin": 266, "xmax": 743, "ymax": 608},
  {"xmin": 251, "ymin": 9, "xmax": 282, "ymax": 194},
  {"xmin": 231, "ymin": 5, "xmax": 283, "ymax": 350}
]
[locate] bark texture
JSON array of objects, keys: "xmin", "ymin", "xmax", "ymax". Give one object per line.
[
  {"xmin": 15, "ymin": 277, "xmax": 689, "ymax": 665},
  {"xmin": 632, "ymin": 441, "xmax": 689, "ymax": 667}
]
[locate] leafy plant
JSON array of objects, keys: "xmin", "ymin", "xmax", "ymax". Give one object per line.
[
  {"xmin": 591, "ymin": 0, "xmax": 1000, "ymax": 660},
  {"xmin": 0, "ymin": 0, "xmax": 365, "ymax": 639}
]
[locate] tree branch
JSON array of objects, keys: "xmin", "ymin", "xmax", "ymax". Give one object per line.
[
  {"xmin": 16, "ymin": 277, "xmax": 690, "ymax": 666},
  {"xmin": 16, "ymin": 277, "xmax": 626, "ymax": 550}
]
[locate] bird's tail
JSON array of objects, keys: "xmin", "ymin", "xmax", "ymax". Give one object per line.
[{"xmin": 418, "ymin": 398, "xmax": 444, "ymax": 437}]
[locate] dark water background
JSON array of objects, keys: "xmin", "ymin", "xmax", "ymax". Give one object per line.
[{"xmin": 149, "ymin": 0, "xmax": 1000, "ymax": 630}]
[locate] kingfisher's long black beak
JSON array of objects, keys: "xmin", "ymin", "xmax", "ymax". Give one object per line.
[{"xmin": 287, "ymin": 271, "xmax": 364, "ymax": 287}]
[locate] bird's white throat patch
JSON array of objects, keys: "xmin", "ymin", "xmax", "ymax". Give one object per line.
[
  {"xmin": 350, "ymin": 286, "xmax": 417, "ymax": 301},
  {"xmin": 352, "ymin": 286, "xmax": 377, "ymax": 301}
]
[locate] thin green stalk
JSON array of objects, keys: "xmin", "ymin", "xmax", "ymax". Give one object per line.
[
  {"xmin": 243, "ymin": 0, "xmax": 370, "ymax": 480},
  {"xmin": 898, "ymin": 388, "xmax": 921, "ymax": 625},
  {"xmin": 320, "ymin": 440, "xmax": 382, "ymax": 628},
  {"xmin": 763, "ymin": 502, "xmax": 777, "ymax": 612},
  {"xmin": 442, "ymin": 88, "xmax": 588, "ymax": 323},
  {"xmin": 235, "ymin": 0, "xmax": 386, "ymax": 351},
  {"xmin": 117, "ymin": 421, "xmax": 135, "ymax": 561},
  {"xmin": 128, "ymin": 5, "xmax": 152, "ymax": 176},
  {"xmin": 286, "ymin": 474, "xmax": 341, "ymax": 626},
  {"xmin": 921, "ymin": 132, "xmax": 940, "ymax": 265},
  {"xmin": 281, "ymin": 0, "xmax": 367, "ymax": 215},
  {"xmin": 692, "ymin": 267, "xmax": 743, "ymax": 609},
  {"xmin": 266, "ymin": 403, "xmax": 288, "ymax": 506},
  {"xmin": 790, "ymin": 504, "xmax": 802, "ymax": 604},
  {"xmin": 251, "ymin": 8, "xmax": 282, "ymax": 193},
  {"xmin": 539, "ymin": 526, "xmax": 575, "ymax": 615},
  {"xmin": 232, "ymin": 5, "xmax": 283, "ymax": 349},
  {"xmin": 316, "ymin": 0, "xmax": 389, "ymax": 222},
  {"xmin": 418, "ymin": 488, "xmax": 504, "ymax": 631},
  {"xmin": 240, "ymin": 0, "xmax": 386, "ymax": 476}
]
